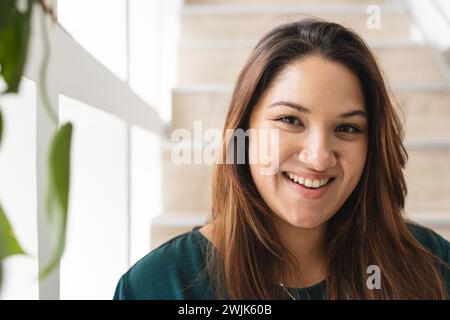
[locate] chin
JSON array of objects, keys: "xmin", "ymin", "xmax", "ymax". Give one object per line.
[{"xmin": 284, "ymin": 213, "xmax": 324, "ymax": 229}]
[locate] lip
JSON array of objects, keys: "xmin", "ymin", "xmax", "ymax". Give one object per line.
[{"xmin": 282, "ymin": 172, "xmax": 335, "ymax": 200}]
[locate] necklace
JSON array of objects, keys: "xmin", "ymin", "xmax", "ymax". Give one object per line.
[
  {"xmin": 279, "ymin": 282, "xmax": 297, "ymax": 300},
  {"xmin": 279, "ymin": 282, "xmax": 315, "ymax": 300}
]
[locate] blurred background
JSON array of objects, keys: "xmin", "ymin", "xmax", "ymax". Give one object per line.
[{"xmin": 0, "ymin": 0, "xmax": 449, "ymax": 299}]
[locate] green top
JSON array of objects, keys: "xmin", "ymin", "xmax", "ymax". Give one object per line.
[{"xmin": 113, "ymin": 223, "xmax": 450, "ymax": 300}]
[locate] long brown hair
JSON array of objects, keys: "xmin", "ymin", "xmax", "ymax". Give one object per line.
[{"xmin": 205, "ymin": 19, "xmax": 449, "ymax": 299}]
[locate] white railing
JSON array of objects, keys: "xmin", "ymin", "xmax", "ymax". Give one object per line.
[{"xmin": 1, "ymin": 3, "xmax": 164, "ymax": 299}]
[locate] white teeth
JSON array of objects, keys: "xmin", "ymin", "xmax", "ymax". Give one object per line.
[
  {"xmin": 305, "ymin": 179, "xmax": 312, "ymax": 187},
  {"xmin": 286, "ymin": 172, "xmax": 331, "ymax": 189}
]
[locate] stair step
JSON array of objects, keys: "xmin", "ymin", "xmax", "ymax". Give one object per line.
[
  {"xmin": 396, "ymin": 91, "xmax": 450, "ymax": 143},
  {"xmin": 181, "ymin": 11, "xmax": 412, "ymax": 43},
  {"xmin": 152, "ymin": 212, "xmax": 209, "ymax": 226},
  {"xmin": 172, "ymin": 89, "xmax": 230, "ymax": 136},
  {"xmin": 410, "ymin": 214, "xmax": 450, "ymax": 229},
  {"xmin": 162, "ymin": 148, "xmax": 450, "ymax": 213},
  {"xmin": 178, "ymin": 45, "xmax": 448, "ymax": 86},
  {"xmin": 162, "ymin": 149, "xmax": 213, "ymax": 212},
  {"xmin": 435, "ymin": 229, "xmax": 450, "ymax": 241},
  {"xmin": 150, "ymin": 225, "xmax": 198, "ymax": 250},
  {"xmin": 183, "ymin": 0, "xmax": 390, "ymax": 14},
  {"xmin": 150, "ymin": 212, "xmax": 208, "ymax": 249},
  {"xmin": 404, "ymin": 149, "xmax": 450, "ymax": 213},
  {"xmin": 171, "ymin": 89, "xmax": 450, "ymax": 143}
]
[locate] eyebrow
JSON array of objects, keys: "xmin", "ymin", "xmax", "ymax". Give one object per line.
[{"xmin": 268, "ymin": 101, "xmax": 367, "ymax": 119}]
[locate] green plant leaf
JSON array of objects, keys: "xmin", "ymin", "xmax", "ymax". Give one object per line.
[
  {"xmin": 0, "ymin": 0, "xmax": 16, "ymax": 33},
  {"xmin": 0, "ymin": 1, "xmax": 33, "ymax": 93},
  {"xmin": 39, "ymin": 122, "xmax": 72, "ymax": 280},
  {"xmin": 0, "ymin": 204, "xmax": 25, "ymax": 261}
]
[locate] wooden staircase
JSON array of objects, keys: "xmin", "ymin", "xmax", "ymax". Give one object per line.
[{"xmin": 151, "ymin": 0, "xmax": 450, "ymax": 248}]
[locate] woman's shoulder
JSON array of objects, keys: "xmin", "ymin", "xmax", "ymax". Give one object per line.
[
  {"xmin": 113, "ymin": 226, "xmax": 213, "ymax": 300},
  {"xmin": 406, "ymin": 222, "xmax": 450, "ymax": 262},
  {"xmin": 406, "ymin": 222, "xmax": 450, "ymax": 294}
]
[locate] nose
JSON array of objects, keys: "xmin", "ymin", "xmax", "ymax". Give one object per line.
[{"xmin": 297, "ymin": 131, "xmax": 337, "ymax": 171}]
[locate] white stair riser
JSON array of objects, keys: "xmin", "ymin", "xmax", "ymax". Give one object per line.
[
  {"xmin": 163, "ymin": 150, "xmax": 213, "ymax": 212},
  {"xmin": 405, "ymin": 150, "xmax": 450, "ymax": 213},
  {"xmin": 396, "ymin": 91, "xmax": 450, "ymax": 143},
  {"xmin": 178, "ymin": 46, "xmax": 447, "ymax": 86},
  {"xmin": 182, "ymin": 13, "xmax": 411, "ymax": 42}
]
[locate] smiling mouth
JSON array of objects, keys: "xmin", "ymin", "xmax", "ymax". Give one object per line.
[{"xmin": 282, "ymin": 172, "xmax": 335, "ymax": 190}]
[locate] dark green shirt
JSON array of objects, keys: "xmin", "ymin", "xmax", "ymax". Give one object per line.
[{"xmin": 113, "ymin": 223, "xmax": 450, "ymax": 300}]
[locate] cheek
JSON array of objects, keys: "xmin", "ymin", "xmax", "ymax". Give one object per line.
[
  {"xmin": 341, "ymin": 143, "xmax": 367, "ymax": 186},
  {"xmin": 248, "ymin": 126, "xmax": 292, "ymax": 174},
  {"xmin": 248, "ymin": 134, "xmax": 296, "ymax": 204},
  {"xmin": 248, "ymin": 136, "xmax": 286, "ymax": 201},
  {"xmin": 277, "ymin": 133, "xmax": 298, "ymax": 161}
]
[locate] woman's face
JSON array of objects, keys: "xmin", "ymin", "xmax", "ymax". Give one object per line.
[{"xmin": 248, "ymin": 55, "xmax": 368, "ymax": 229}]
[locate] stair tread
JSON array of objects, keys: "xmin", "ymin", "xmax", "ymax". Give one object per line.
[
  {"xmin": 173, "ymin": 83, "xmax": 450, "ymax": 93},
  {"xmin": 182, "ymin": 3, "xmax": 398, "ymax": 15},
  {"xmin": 177, "ymin": 46, "xmax": 448, "ymax": 86}
]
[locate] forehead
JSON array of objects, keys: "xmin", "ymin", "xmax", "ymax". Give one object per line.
[{"xmin": 261, "ymin": 55, "xmax": 365, "ymax": 114}]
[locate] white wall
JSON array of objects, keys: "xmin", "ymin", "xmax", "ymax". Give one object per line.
[{"xmin": 0, "ymin": 78, "xmax": 39, "ymax": 299}]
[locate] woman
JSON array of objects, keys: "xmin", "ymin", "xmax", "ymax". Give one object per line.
[{"xmin": 114, "ymin": 19, "xmax": 450, "ymax": 300}]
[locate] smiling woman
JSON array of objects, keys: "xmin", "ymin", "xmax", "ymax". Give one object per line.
[
  {"xmin": 113, "ymin": 18, "xmax": 450, "ymax": 300},
  {"xmin": 248, "ymin": 56, "xmax": 368, "ymax": 233}
]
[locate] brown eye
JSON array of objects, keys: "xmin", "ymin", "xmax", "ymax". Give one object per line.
[
  {"xmin": 279, "ymin": 116, "xmax": 302, "ymax": 126},
  {"xmin": 336, "ymin": 124, "xmax": 361, "ymax": 134}
]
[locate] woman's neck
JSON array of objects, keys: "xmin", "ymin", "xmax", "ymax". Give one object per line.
[
  {"xmin": 200, "ymin": 220, "xmax": 328, "ymax": 288},
  {"xmin": 275, "ymin": 219, "xmax": 328, "ymax": 287}
]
